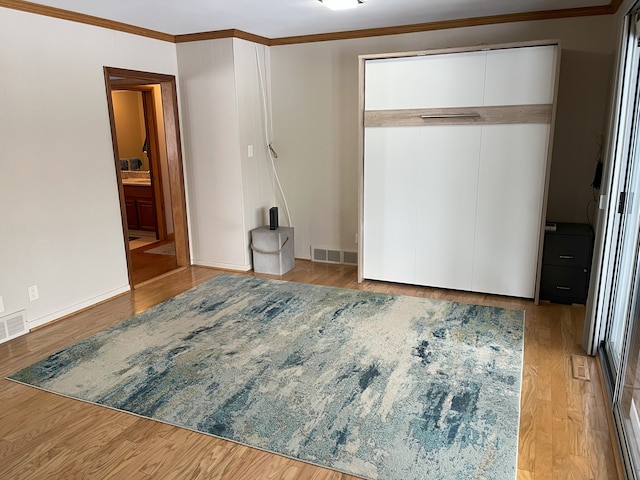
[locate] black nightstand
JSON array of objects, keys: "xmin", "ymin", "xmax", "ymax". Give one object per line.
[{"xmin": 540, "ymin": 223, "xmax": 594, "ymax": 304}]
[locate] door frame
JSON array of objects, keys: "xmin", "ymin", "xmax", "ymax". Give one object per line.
[
  {"xmin": 103, "ymin": 67, "xmax": 190, "ymax": 287},
  {"xmin": 140, "ymin": 87, "xmax": 168, "ymax": 241}
]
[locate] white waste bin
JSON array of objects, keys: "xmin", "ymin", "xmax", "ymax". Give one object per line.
[{"xmin": 250, "ymin": 226, "xmax": 295, "ymax": 275}]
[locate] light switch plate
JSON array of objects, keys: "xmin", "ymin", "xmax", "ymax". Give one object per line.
[{"xmin": 0, "ymin": 296, "xmax": 4, "ymax": 314}]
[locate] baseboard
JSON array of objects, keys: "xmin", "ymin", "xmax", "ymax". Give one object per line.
[
  {"xmin": 27, "ymin": 285, "xmax": 131, "ymax": 331},
  {"xmin": 192, "ymin": 259, "xmax": 252, "ymax": 272}
]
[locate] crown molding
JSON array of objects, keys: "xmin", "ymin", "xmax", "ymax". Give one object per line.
[
  {"xmin": 174, "ymin": 29, "xmax": 270, "ymax": 46},
  {"xmin": 0, "ymin": 0, "xmax": 624, "ymax": 46},
  {"xmin": 271, "ymin": 4, "xmax": 618, "ymax": 45},
  {"xmin": 0, "ymin": 0, "xmax": 174, "ymax": 42}
]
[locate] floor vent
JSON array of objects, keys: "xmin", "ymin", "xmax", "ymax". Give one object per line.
[
  {"xmin": 311, "ymin": 246, "xmax": 358, "ymax": 265},
  {"xmin": 571, "ymin": 355, "xmax": 591, "ymax": 381},
  {"xmin": 0, "ymin": 310, "xmax": 28, "ymax": 344}
]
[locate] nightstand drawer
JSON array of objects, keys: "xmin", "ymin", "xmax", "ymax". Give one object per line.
[
  {"xmin": 543, "ymin": 234, "xmax": 592, "ymax": 268},
  {"xmin": 540, "ymin": 265, "xmax": 588, "ymax": 303}
]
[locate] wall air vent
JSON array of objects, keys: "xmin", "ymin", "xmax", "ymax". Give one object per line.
[
  {"xmin": 0, "ymin": 310, "xmax": 28, "ymax": 344},
  {"xmin": 311, "ymin": 246, "xmax": 358, "ymax": 265}
]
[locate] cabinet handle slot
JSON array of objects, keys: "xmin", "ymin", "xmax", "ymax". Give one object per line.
[
  {"xmin": 556, "ymin": 286, "xmax": 571, "ymax": 291},
  {"xmin": 559, "ymin": 255, "xmax": 574, "ymax": 259},
  {"xmin": 420, "ymin": 113, "xmax": 481, "ymax": 119}
]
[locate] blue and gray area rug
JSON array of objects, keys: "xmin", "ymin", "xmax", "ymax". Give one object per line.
[{"xmin": 9, "ymin": 274, "xmax": 524, "ymax": 479}]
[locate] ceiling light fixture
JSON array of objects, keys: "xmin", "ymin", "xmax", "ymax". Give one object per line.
[{"xmin": 319, "ymin": 0, "xmax": 363, "ymax": 11}]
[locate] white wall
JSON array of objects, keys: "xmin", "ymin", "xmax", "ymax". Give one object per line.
[
  {"xmin": 177, "ymin": 38, "xmax": 246, "ymax": 269},
  {"xmin": 112, "ymin": 90, "xmax": 146, "ymax": 165},
  {"xmin": 546, "ymin": 49, "xmax": 613, "ymax": 223},
  {"xmin": 0, "ymin": 6, "xmax": 620, "ymax": 332},
  {"xmin": 177, "ymin": 38, "xmax": 273, "ymax": 271},
  {"xmin": 234, "ymin": 40, "xmax": 279, "ymax": 246},
  {"xmin": 0, "ymin": 8, "xmax": 179, "ymax": 329},
  {"xmin": 270, "ymin": 16, "xmax": 616, "ymax": 259}
]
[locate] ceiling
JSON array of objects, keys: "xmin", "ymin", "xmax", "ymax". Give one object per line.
[{"xmin": 21, "ymin": 0, "xmax": 612, "ymax": 39}]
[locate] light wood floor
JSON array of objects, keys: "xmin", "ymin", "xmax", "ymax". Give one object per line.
[
  {"xmin": 0, "ymin": 262, "xmax": 621, "ymax": 479},
  {"xmin": 130, "ymin": 242, "xmax": 178, "ymax": 286}
]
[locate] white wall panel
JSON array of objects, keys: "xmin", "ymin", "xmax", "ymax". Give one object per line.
[
  {"xmin": 421, "ymin": 51, "xmax": 487, "ymax": 108},
  {"xmin": 177, "ymin": 39, "xmax": 248, "ymax": 270},
  {"xmin": 365, "ymin": 51, "xmax": 486, "ymax": 110},
  {"xmin": 233, "ymin": 39, "xmax": 276, "ymax": 265},
  {"xmin": 363, "ymin": 127, "xmax": 420, "ymax": 282},
  {"xmin": 177, "ymin": 38, "xmax": 275, "ymax": 271},
  {"xmin": 364, "ymin": 57, "xmax": 424, "ymax": 110},
  {"xmin": 414, "ymin": 126, "xmax": 481, "ymax": 291},
  {"xmin": 484, "ymin": 45, "xmax": 557, "ymax": 106},
  {"xmin": 472, "ymin": 124, "xmax": 551, "ymax": 297}
]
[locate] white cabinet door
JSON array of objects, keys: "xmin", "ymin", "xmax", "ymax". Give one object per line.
[
  {"xmin": 472, "ymin": 124, "xmax": 551, "ymax": 297},
  {"xmin": 365, "ymin": 51, "xmax": 487, "ymax": 110},
  {"xmin": 364, "ymin": 56, "xmax": 424, "ymax": 110},
  {"xmin": 361, "ymin": 43, "xmax": 557, "ymax": 298},
  {"xmin": 483, "ymin": 46, "xmax": 557, "ymax": 106},
  {"xmin": 363, "ymin": 127, "xmax": 420, "ymax": 283},
  {"xmin": 414, "ymin": 125, "xmax": 481, "ymax": 291}
]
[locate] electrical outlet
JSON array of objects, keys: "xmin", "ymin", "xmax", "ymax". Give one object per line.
[
  {"xmin": 248, "ymin": 145, "xmax": 254, "ymax": 158},
  {"xmin": 0, "ymin": 296, "xmax": 4, "ymax": 314},
  {"xmin": 28, "ymin": 285, "xmax": 39, "ymax": 302}
]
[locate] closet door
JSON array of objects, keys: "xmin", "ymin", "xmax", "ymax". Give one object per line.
[
  {"xmin": 472, "ymin": 124, "xmax": 551, "ymax": 297},
  {"xmin": 414, "ymin": 125, "xmax": 481, "ymax": 291},
  {"xmin": 365, "ymin": 51, "xmax": 487, "ymax": 110},
  {"xmin": 363, "ymin": 50, "xmax": 486, "ymax": 285},
  {"xmin": 360, "ymin": 43, "xmax": 558, "ymax": 298},
  {"xmin": 483, "ymin": 45, "xmax": 557, "ymax": 106},
  {"xmin": 363, "ymin": 128, "xmax": 420, "ymax": 283},
  {"xmin": 471, "ymin": 45, "xmax": 557, "ymax": 297}
]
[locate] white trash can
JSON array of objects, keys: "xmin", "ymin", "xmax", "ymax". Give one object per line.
[{"xmin": 250, "ymin": 226, "xmax": 295, "ymax": 275}]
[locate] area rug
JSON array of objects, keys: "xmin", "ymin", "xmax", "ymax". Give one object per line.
[
  {"xmin": 8, "ymin": 274, "xmax": 524, "ymax": 479},
  {"xmin": 145, "ymin": 241, "xmax": 175, "ymax": 256}
]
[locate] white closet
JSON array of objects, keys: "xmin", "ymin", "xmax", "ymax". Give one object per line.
[{"xmin": 358, "ymin": 41, "xmax": 560, "ymax": 299}]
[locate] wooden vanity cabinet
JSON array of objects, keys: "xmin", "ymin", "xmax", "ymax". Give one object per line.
[{"xmin": 124, "ymin": 184, "xmax": 157, "ymax": 232}]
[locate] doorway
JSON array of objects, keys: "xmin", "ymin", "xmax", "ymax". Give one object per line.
[
  {"xmin": 586, "ymin": 7, "xmax": 640, "ymax": 478},
  {"xmin": 104, "ymin": 67, "xmax": 190, "ymax": 286}
]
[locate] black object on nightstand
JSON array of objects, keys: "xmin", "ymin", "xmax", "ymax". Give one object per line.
[{"xmin": 540, "ymin": 223, "xmax": 594, "ymax": 304}]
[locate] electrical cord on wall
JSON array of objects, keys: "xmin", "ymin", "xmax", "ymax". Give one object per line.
[
  {"xmin": 586, "ymin": 186, "xmax": 598, "ymax": 228},
  {"xmin": 255, "ymin": 45, "xmax": 293, "ymax": 227}
]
